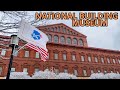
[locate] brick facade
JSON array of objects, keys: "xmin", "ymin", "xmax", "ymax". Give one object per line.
[{"xmin": 0, "ymin": 23, "xmax": 120, "ymax": 77}]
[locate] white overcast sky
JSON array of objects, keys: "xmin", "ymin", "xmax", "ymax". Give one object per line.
[{"xmin": 0, "ymin": 11, "xmax": 120, "ymax": 50}]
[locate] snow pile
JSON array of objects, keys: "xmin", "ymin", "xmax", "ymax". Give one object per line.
[
  {"xmin": 32, "ymin": 69, "xmax": 57, "ymax": 79},
  {"xmin": 9, "ymin": 69, "xmax": 77, "ymax": 79},
  {"xmin": 10, "ymin": 72, "xmax": 31, "ymax": 79},
  {"xmin": 57, "ymin": 73, "xmax": 77, "ymax": 79},
  {"xmin": 90, "ymin": 73, "xmax": 120, "ymax": 79},
  {"xmin": 32, "ymin": 69, "xmax": 77, "ymax": 79}
]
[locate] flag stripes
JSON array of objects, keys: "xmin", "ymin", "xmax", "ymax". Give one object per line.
[{"xmin": 26, "ymin": 43, "xmax": 48, "ymax": 61}]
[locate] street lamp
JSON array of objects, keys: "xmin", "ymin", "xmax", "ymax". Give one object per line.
[{"xmin": 6, "ymin": 35, "xmax": 19, "ymax": 79}]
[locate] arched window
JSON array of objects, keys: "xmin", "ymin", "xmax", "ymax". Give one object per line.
[
  {"xmin": 60, "ymin": 36, "xmax": 65, "ymax": 44},
  {"xmin": 63, "ymin": 28, "xmax": 66, "ymax": 33},
  {"xmin": 67, "ymin": 37, "xmax": 71, "ymax": 44},
  {"xmin": 73, "ymin": 38, "xmax": 78, "ymax": 45},
  {"xmin": 51, "ymin": 27, "xmax": 54, "ymax": 31},
  {"xmin": 47, "ymin": 34, "xmax": 52, "ymax": 42},
  {"xmin": 79, "ymin": 39, "xmax": 84, "ymax": 46},
  {"xmin": 58, "ymin": 26, "xmax": 60, "ymax": 32},
  {"xmin": 54, "ymin": 35, "xmax": 59, "ymax": 43}
]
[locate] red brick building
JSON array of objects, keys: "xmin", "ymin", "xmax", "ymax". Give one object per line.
[{"xmin": 0, "ymin": 23, "xmax": 120, "ymax": 77}]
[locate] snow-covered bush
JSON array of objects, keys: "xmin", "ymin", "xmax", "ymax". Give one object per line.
[
  {"xmin": 90, "ymin": 73, "xmax": 120, "ymax": 79},
  {"xmin": 10, "ymin": 72, "xmax": 31, "ymax": 79},
  {"xmin": 9, "ymin": 69, "xmax": 77, "ymax": 79},
  {"xmin": 57, "ymin": 73, "xmax": 77, "ymax": 79},
  {"xmin": 32, "ymin": 69, "xmax": 77, "ymax": 79},
  {"xmin": 32, "ymin": 69, "xmax": 57, "ymax": 79}
]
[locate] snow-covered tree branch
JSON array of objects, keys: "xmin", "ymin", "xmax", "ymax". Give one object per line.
[{"xmin": 0, "ymin": 11, "xmax": 50, "ymax": 35}]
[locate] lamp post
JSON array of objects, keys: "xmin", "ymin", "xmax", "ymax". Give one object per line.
[{"xmin": 6, "ymin": 35, "xmax": 19, "ymax": 79}]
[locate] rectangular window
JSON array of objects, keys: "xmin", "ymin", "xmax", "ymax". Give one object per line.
[
  {"xmin": 11, "ymin": 68, "xmax": 15, "ymax": 72},
  {"xmin": 25, "ymin": 51, "xmax": 29, "ymax": 57},
  {"xmin": 110, "ymin": 71, "xmax": 113, "ymax": 73},
  {"xmin": 64, "ymin": 69, "xmax": 68, "ymax": 73},
  {"xmin": 35, "ymin": 52, "xmax": 39, "ymax": 58},
  {"xmin": 1, "ymin": 49, "xmax": 6, "ymax": 56},
  {"xmin": 72, "ymin": 54, "xmax": 76, "ymax": 61},
  {"xmin": 74, "ymin": 69, "xmax": 78, "ymax": 76},
  {"xmin": 23, "ymin": 68, "xmax": 28, "ymax": 72},
  {"xmin": 113, "ymin": 59, "xmax": 116, "ymax": 64},
  {"xmin": 88, "ymin": 56, "xmax": 91, "ymax": 62},
  {"xmin": 54, "ymin": 69, "xmax": 59, "ymax": 75},
  {"xmin": 118, "ymin": 60, "xmax": 120, "ymax": 64},
  {"xmin": 101, "ymin": 58, "xmax": 104, "ymax": 63},
  {"xmin": 0, "ymin": 67, "xmax": 2, "ymax": 75},
  {"xmin": 107, "ymin": 58, "xmax": 110, "ymax": 64},
  {"xmin": 95, "ymin": 57, "xmax": 98, "ymax": 63},
  {"xmin": 81, "ymin": 56, "xmax": 85, "ymax": 62},
  {"xmin": 83, "ymin": 70, "xmax": 87, "ymax": 76},
  {"xmin": 104, "ymin": 70, "xmax": 107, "ymax": 74},
  {"xmin": 63, "ymin": 53, "xmax": 66, "ymax": 60},
  {"xmin": 117, "ymin": 71, "xmax": 119, "ymax": 74},
  {"xmin": 91, "ymin": 70, "xmax": 94, "ymax": 74},
  {"xmin": 54, "ymin": 53, "xmax": 58, "ymax": 60}
]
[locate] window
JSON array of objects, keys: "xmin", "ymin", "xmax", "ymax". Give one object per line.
[
  {"xmin": 91, "ymin": 70, "xmax": 94, "ymax": 74},
  {"xmin": 0, "ymin": 67, "xmax": 2, "ymax": 75},
  {"xmin": 73, "ymin": 69, "xmax": 78, "ymax": 76},
  {"xmin": 73, "ymin": 38, "xmax": 78, "ymax": 45},
  {"xmin": 63, "ymin": 28, "xmax": 66, "ymax": 33},
  {"xmin": 35, "ymin": 52, "xmax": 39, "ymax": 58},
  {"xmin": 34, "ymin": 68, "xmax": 39, "ymax": 73},
  {"xmin": 47, "ymin": 28, "xmax": 50, "ymax": 31},
  {"xmin": 54, "ymin": 53, "xmax": 58, "ymax": 60},
  {"xmin": 11, "ymin": 68, "xmax": 15, "ymax": 72},
  {"xmin": 64, "ymin": 69, "xmax": 68, "ymax": 73},
  {"xmin": 60, "ymin": 36, "xmax": 65, "ymax": 44},
  {"xmin": 118, "ymin": 60, "xmax": 120, "ymax": 64},
  {"xmin": 116, "ymin": 71, "xmax": 119, "ymax": 74},
  {"xmin": 25, "ymin": 51, "xmax": 29, "ymax": 57},
  {"xmin": 110, "ymin": 71, "xmax": 113, "ymax": 73},
  {"xmin": 67, "ymin": 30, "xmax": 70, "ymax": 34},
  {"xmin": 63, "ymin": 53, "xmax": 67, "ymax": 60},
  {"xmin": 88, "ymin": 56, "xmax": 91, "ymax": 62},
  {"xmin": 23, "ymin": 68, "xmax": 28, "ymax": 72},
  {"xmin": 107, "ymin": 58, "xmax": 110, "ymax": 64},
  {"xmin": 113, "ymin": 59, "xmax": 116, "ymax": 64},
  {"xmin": 79, "ymin": 39, "xmax": 84, "ymax": 46},
  {"xmin": 83, "ymin": 69, "xmax": 87, "ymax": 76},
  {"xmin": 51, "ymin": 27, "xmax": 54, "ymax": 31},
  {"xmin": 13, "ymin": 49, "xmax": 18, "ymax": 56},
  {"xmin": 1, "ymin": 49, "xmax": 6, "ymax": 56},
  {"xmin": 95, "ymin": 57, "xmax": 98, "ymax": 63},
  {"xmin": 54, "ymin": 35, "xmax": 59, "ymax": 43},
  {"xmin": 67, "ymin": 37, "xmax": 71, "ymax": 44},
  {"xmin": 58, "ymin": 27, "xmax": 60, "ymax": 32},
  {"xmin": 48, "ymin": 34, "xmax": 52, "ymax": 42},
  {"xmin": 55, "ymin": 27, "xmax": 57, "ymax": 32},
  {"xmin": 104, "ymin": 70, "xmax": 107, "ymax": 74},
  {"xmin": 98, "ymin": 70, "xmax": 101, "ymax": 73},
  {"xmin": 101, "ymin": 57, "xmax": 104, "ymax": 63},
  {"xmin": 72, "ymin": 54, "xmax": 76, "ymax": 61},
  {"xmin": 81, "ymin": 56, "xmax": 85, "ymax": 62},
  {"xmin": 54, "ymin": 69, "xmax": 59, "ymax": 75}
]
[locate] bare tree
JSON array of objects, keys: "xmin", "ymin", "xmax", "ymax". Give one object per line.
[{"xmin": 0, "ymin": 11, "xmax": 49, "ymax": 35}]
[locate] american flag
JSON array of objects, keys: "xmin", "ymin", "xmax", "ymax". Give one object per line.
[{"xmin": 25, "ymin": 43, "xmax": 48, "ymax": 61}]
